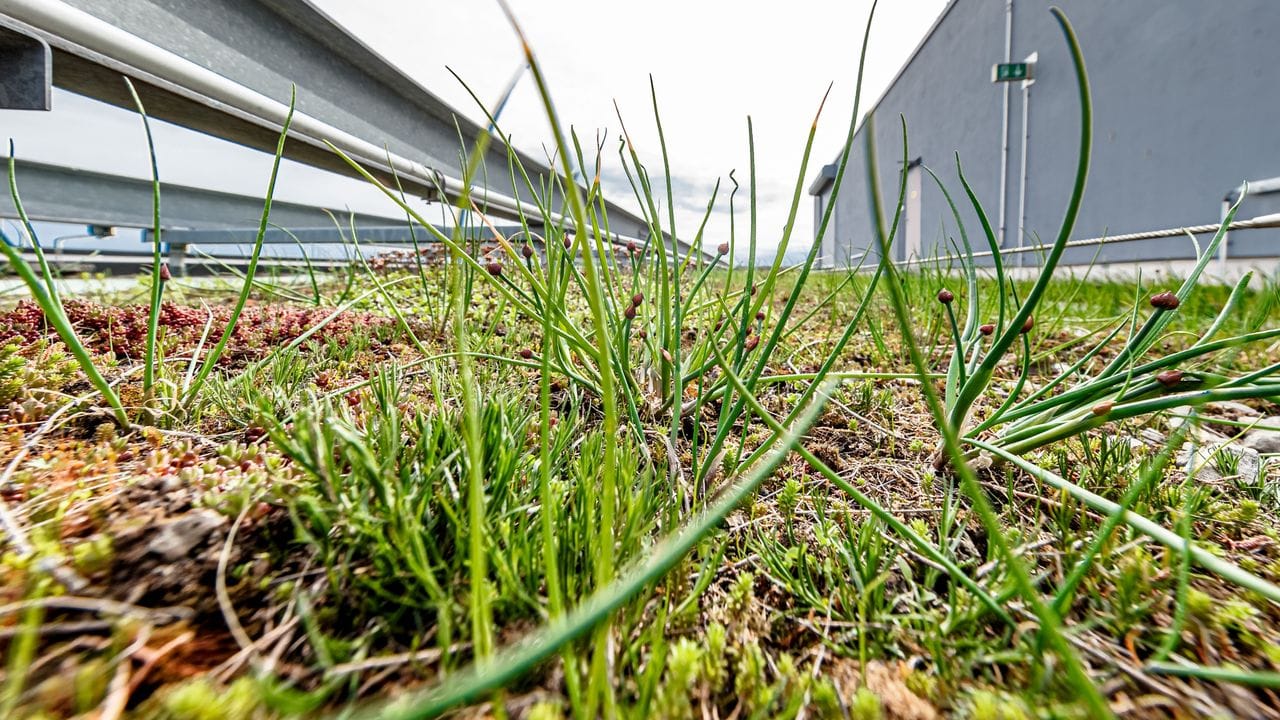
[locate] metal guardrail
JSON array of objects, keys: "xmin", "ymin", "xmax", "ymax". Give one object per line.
[
  {"xmin": 835, "ymin": 214, "xmax": 1280, "ymax": 271},
  {"xmin": 1, "ymin": 158, "xmax": 402, "ymax": 231},
  {"xmin": 0, "ymin": 0, "xmax": 702, "ymax": 257},
  {"xmin": 938, "ymin": 213, "xmax": 1280, "ymax": 262}
]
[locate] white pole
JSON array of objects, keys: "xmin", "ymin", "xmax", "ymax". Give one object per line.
[
  {"xmin": 997, "ymin": 0, "xmax": 1014, "ymax": 250},
  {"xmin": 1015, "ymin": 52, "xmax": 1037, "ymax": 268}
]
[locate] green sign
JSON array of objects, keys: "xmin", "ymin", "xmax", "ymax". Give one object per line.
[{"xmin": 992, "ymin": 62, "xmax": 1030, "ymax": 82}]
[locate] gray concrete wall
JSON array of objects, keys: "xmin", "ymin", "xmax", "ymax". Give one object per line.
[{"xmin": 814, "ymin": 0, "xmax": 1280, "ymax": 270}]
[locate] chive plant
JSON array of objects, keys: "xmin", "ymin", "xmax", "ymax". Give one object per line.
[
  {"xmin": 3, "ymin": 149, "xmax": 130, "ymax": 427},
  {"xmin": 884, "ymin": 4, "xmax": 1280, "ymax": 700},
  {"xmin": 914, "ymin": 33, "xmax": 1280, "ymax": 464},
  {"xmin": 123, "ymin": 78, "xmax": 167, "ymax": 408},
  {"xmin": 1, "ymin": 90, "xmax": 297, "ymax": 428},
  {"xmin": 327, "ymin": 2, "xmax": 1031, "ymax": 716}
]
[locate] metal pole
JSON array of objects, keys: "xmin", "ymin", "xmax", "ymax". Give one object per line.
[
  {"xmin": 1015, "ymin": 52, "xmax": 1036, "ymax": 268},
  {"xmin": 996, "ymin": 0, "xmax": 1013, "ymax": 250},
  {"xmin": 1219, "ymin": 198, "xmax": 1232, "ymax": 271}
]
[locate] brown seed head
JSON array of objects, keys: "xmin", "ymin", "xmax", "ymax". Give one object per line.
[
  {"xmin": 661, "ymin": 348, "xmax": 674, "ymax": 364},
  {"xmin": 519, "ymin": 348, "xmax": 534, "ymax": 360},
  {"xmin": 937, "ymin": 288, "xmax": 954, "ymax": 304},
  {"xmin": 979, "ymin": 323, "xmax": 995, "ymax": 336},
  {"xmin": 631, "ymin": 292, "xmax": 644, "ymax": 306},
  {"xmin": 637, "ymin": 328, "xmax": 648, "ymax": 339},
  {"xmin": 755, "ymin": 310, "xmax": 765, "ymax": 321},
  {"xmin": 744, "ymin": 335, "xmax": 760, "ymax": 352},
  {"xmin": 522, "ymin": 244, "xmax": 534, "ymax": 259},
  {"xmin": 717, "ymin": 242, "xmax": 730, "ymax": 256},
  {"xmin": 627, "ymin": 241, "xmax": 638, "ymax": 254},
  {"xmin": 623, "ymin": 304, "xmax": 637, "ymax": 320},
  {"xmin": 563, "ymin": 236, "xmax": 573, "ymax": 250},
  {"xmin": 159, "ymin": 263, "xmax": 172, "ymax": 282},
  {"xmin": 1020, "ymin": 315, "xmax": 1035, "ymax": 334},
  {"xmin": 1150, "ymin": 291, "xmax": 1180, "ymax": 311},
  {"xmin": 1156, "ymin": 369, "xmax": 1184, "ymax": 387},
  {"xmin": 1092, "ymin": 401, "xmax": 1114, "ymax": 417},
  {"xmin": 486, "ymin": 261, "xmax": 503, "ymax": 277}
]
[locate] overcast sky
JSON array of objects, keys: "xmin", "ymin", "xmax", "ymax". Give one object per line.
[{"xmin": 4, "ymin": 1, "xmax": 949, "ymax": 261}]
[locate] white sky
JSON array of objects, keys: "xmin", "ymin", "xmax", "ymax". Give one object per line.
[{"xmin": 3, "ymin": 1, "xmax": 949, "ymax": 261}]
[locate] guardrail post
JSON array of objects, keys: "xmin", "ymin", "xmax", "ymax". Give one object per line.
[
  {"xmin": 0, "ymin": 17, "xmax": 51, "ymax": 110},
  {"xmin": 170, "ymin": 243, "xmax": 188, "ymax": 277}
]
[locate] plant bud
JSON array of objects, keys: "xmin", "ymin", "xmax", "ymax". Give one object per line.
[
  {"xmin": 159, "ymin": 263, "xmax": 172, "ymax": 282},
  {"xmin": 627, "ymin": 241, "xmax": 638, "ymax": 254},
  {"xmin": 1149, "ymin": 291, "xmax": 1180, "ymax": 310},
  {"xmin": 486, "ymin": 261, "xmax": 503, "ymax": 276},
  {"xmin": 632, "ymin": 292, "xmax": 644, "ymax": 306},
  {"xmin": 563, "ymin": 236, "xmax": 573, "ymax": 250},
  {"xmin": 937, "ymin": 288, "xmax": 954, "ymax": 304},
  {"xmin": 637, "ymin": 328, "xmax": 648, "ymax": 339},
  {"xmin": 1092, "ymin": 401, "xmax": 1114, "ymax": 417},
  {"xmin": 1156, "ymin": 369, "xmax": 1183, "ymax": 387},
  {"xmin": 661, "ymin": 348, "xmax": 674, "ymax": 364},
  {"xmin": 717, "ymin": 242, "xmax": 730, "ymax": 256},
  {"xmin": 744, "ymin": 335, "xmax": 760, "ymax": 352},
  {"xmin": 624, "ymin": 304, "xmax": 637, "ymax": 320},
  {"xmin": 519, "ymin": 348, "xmax": 534, "ymax": 360},
  {"xmin": 755, "ymin": 310, "xmax": 765, "ymax": 321},
  {"xmin": 522, "ymin": 244, "xmax": 534, "ymax": 259},
  {"xmin": 1020, "ymin": 315, "xmax": 1034, "ymax": 334},
  {"xmin": 979, "ymin": 323, "xmax": 995, "ymax": 336}
]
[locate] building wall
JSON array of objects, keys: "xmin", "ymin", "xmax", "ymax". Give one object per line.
[{"xmin": 814, "ymin": 0, "xmax": 1280, "ymax": 269}]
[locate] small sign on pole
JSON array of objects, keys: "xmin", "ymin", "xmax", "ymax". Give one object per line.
[{"xmin": 992, "ymin": 62, "xmax": 1033, "ymax": 83}]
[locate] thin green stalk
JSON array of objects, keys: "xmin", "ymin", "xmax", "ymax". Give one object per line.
[
  {"xmin": 124, "ymin": 78, "xmax": 166, "ymax": 401},
  {"xmin": 1145, "ymin": 662, "xmax": 1280, "ymax": 689},
  {"xmin": 6, "ymin": 143, "xmax": 61, "ymax": 307},
  {"xmin": 969, "ymin": 439, "xmax": 1280, "ymax": 604},
  {"xmin": 4, "ymin": 154, "xmax": 130, "ymax": 426},
  {"xmin": 184, "ymin": 89, "xmax": 296, "ymax": 405}
]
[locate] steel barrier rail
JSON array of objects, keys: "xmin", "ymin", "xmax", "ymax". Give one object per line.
[
  {"xmin": 0, "ymin": 0, "xmax": 701, "ymax": 257},
  {"xmin": 0, "ymin": 158, "xmax": 402, "ymax": 231},
  {"xmin": 893, "ymin": 213, "xmax": 1280, "ymax": 268}
]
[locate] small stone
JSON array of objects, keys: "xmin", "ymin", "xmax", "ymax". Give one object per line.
[
  {"xmin": 1178, "ymin": 442, "xmax": 1261, "ymax": 487},
  {"xmin": 147, "ymin": 509, "xmax": 226, "ymax": 561},
  {"xmin": 1241, "ymin": 415, "xmax": 1280, "ymax": 454}
]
